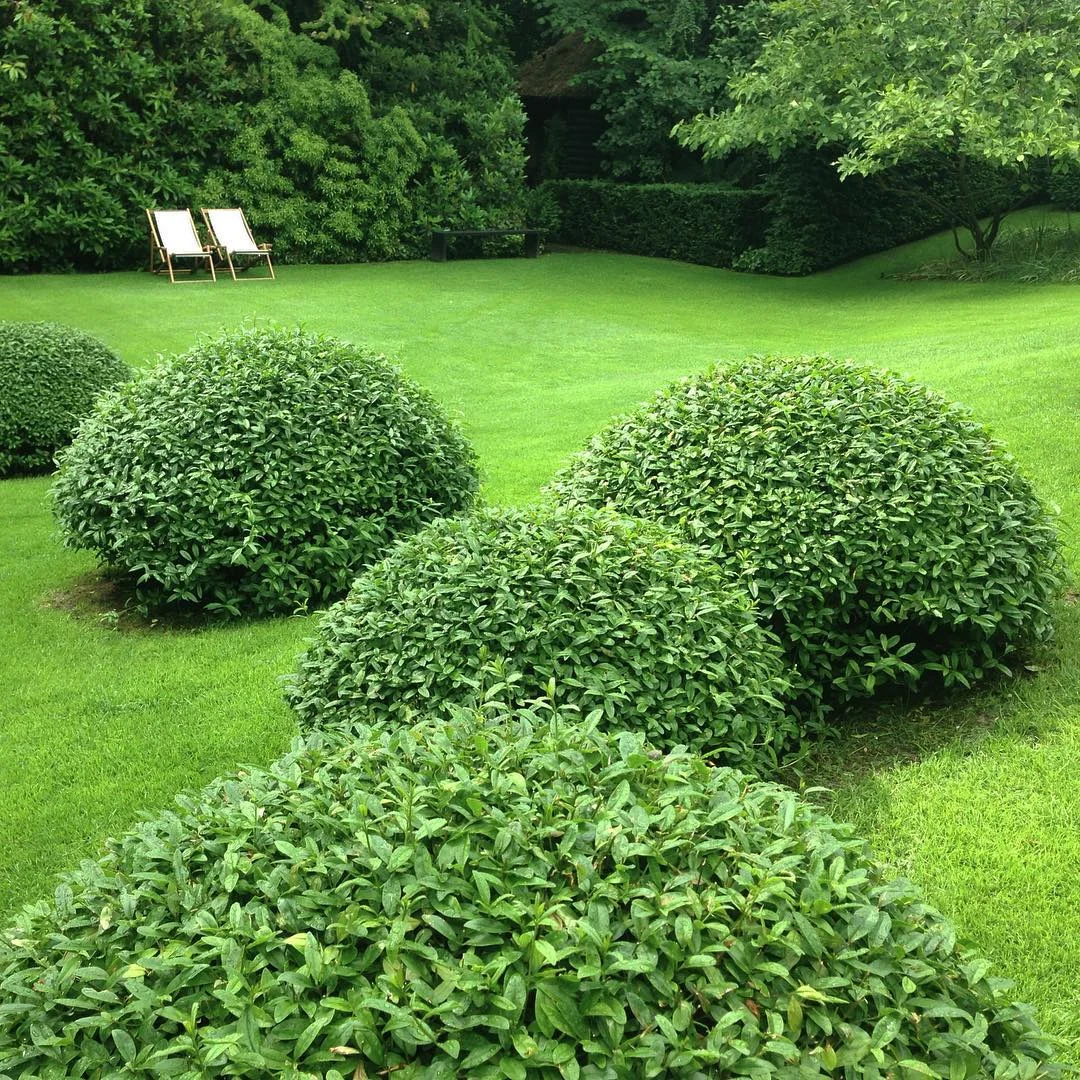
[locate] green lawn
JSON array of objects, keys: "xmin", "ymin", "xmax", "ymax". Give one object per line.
[{"xmin": 2, "ymin": 210, "xmax": 1079, "ymax": 1061}]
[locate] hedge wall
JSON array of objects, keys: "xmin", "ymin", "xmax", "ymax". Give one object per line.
[
  {"xmin": 544, "ymin": 151, "xmax": 1024, "ymax": 274},
  {"xmin": 542, "ymin": 181, "xmax": 763, "ymax": 268}
]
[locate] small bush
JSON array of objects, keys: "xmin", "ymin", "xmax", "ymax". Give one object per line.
[
  {"xmin": 0, "ymin": 709, "xmax": 1062, "ymax": 1076},
  {"xmin": 542, "ymin": 180, "xmax": 763, "ymax": 267},
  {"xmin": 287, "ymin": 505, "xmax": 794, "ymax": 771},
  {"xmin": 50, "ymin": 325, "xmax": 479, "ymax": 616},
  {"xmin": 0, "ymin": 321, "xmax": 128, "ymax": 477},
  {"xmin": 549, "ymin": 356, "xmax": 1063, "ymax": 724}
]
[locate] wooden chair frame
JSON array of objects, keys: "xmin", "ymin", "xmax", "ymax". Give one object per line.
[
  {"xmin": 200, "ymin": 208, "xmax": 275, "ymax": 281},
  {"xmin": 146, "ymin": 209, "xmax": 217, "ymax": 284}
]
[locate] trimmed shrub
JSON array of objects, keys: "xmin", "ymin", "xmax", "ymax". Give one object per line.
[
  {"xmin": 548, "ymin": 356, "xmax": 1063, "ymax": 724},
  {"xmin": 1048, "ymin": 164, "xmax": 1080, "ymax": 211},
  {"xmin": 287, "ymin": 505, "xmax": 794, "ymax": 771},
  {"xmin": 0, "ymin": 710, "xmax": 1062, "ymax": 1076},
  {"xmin": 735, "ymin": 150, "xmax": 1024, "ymax": 275},
  {"xmin": 0, "ymin": 321, "xmax": 127, "ymax": 477},
  {"xmin": 50, "ymin": 325, "xmax": 478, "ymax": 616},
  {"xmin": 543, "ymin": 180, "xmax": 762, "ymax": 267}
]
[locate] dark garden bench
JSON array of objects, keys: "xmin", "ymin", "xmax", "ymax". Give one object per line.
[{"xmin": 430, "ymin": 227, "xmax": 547, "ymax": 262}]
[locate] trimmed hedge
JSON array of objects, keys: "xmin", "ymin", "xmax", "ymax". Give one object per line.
[
  {"xmin": 549, "ymin": 356, "xmax": 1063, "ymax": 724},
  {"xmin": 0, "ymin": 710, "xmax": 1061, "ymax": 1077},
  {"xmin": 543, "ymin": 153, "xmax": 1023, "ymax": 274},
  {"xmin": 51, "ymin": 325, "xmax": 479, "ymax": 617},
  {"xmin": 0, "ymin": 321, "xmax": 128, "ymax": 477},
  {"xmin": 542, "ymin": 180, "xmax": 763, "ymax": 267},
  {"xmin": 736, "ymin": 151, "xmax": 1024, "ymax": 275},
  {"xmin": 288, "ymin": 505, "xmax": 794, "ymax": 772},
  {"xmin": 1048, "ymin": 164, "xmax": 1080, "ymax": 211}
]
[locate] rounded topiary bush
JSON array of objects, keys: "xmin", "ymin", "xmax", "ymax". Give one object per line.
[
  {"xmin": 0, "ymin": 321, "xmax": 128, "ymax": 477},
  {"xmin": 287, "ymin": 504, "xmax": 795, "ymax": 771},
  {"xmin": 0, "ymin": 709, "xmax": 1061, "ymax": 1077},
  {"xmin": 548, "ymin": 355, "xmax": 1063, "ymax": 723},
  {"xmin": 50, "ymin": 325, "xmax": 479, "ymax": 616}
]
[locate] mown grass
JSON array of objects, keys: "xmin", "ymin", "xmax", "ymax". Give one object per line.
[{"xmin": 1, "ymin": 206, "xmax": 1078, "ymax": 1060}]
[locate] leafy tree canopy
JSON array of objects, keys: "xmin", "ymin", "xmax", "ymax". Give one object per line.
[
  {"xmin": 536, "ymin": 0, "xmax": 768, "ymax": 180},
  {"xmin": 676, "ymin": 0, "xmax": 1080, "ymax": 255}
]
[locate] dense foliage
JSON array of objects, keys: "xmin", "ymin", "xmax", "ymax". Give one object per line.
[
  {"xmin": 0, "ymin": 322, "xmax": 127, "ymax": 477},
  {"xmin": 736, "ymin": 150, "xmax": 1020, "ymax": 275},
  {"xmin": 544, "ymin": 181, "xmax": 761, "ymax": 267},
  {"xmin": 196, "ymin": 33, "xmax": 429, "ymax": 264},
  {"xmin": 535, "ymin": 0, "xmax": 770, "ymax": 181},
  {"xmin": 549, "ymin": 356, "xmax": 1063, "ymax": 723},
  {"xmin": 1, "ymin": 0, "xmax": 529, "ymax": 270},
  {"xmin": 0, "ymin": 710, "xmax": 1061, "ymax": 1076},
  {"xmin": 675, "ymin": 0, "xmax": 1080, "ymax": 258},
  {"xmin": 202, "ymin": 0, "xmax": 531, "ymax": 261},
  {"xmin": 0, "ymin": 0, "xmax": 259, "ymax": 271},
  {"xmin": 326, "ymin": 0, "xmax": 531, "ymax": 241},
  {"xmin": 51, "ymin": 326, "xmax": 478, "ymax": 616},
  {"xmin": 1048, "ymin": 166, "xmax": 1080, "ymax": 211},
  {"xmin": 288, "ymin": 505, "xmax": 794, "ymax": 771}
]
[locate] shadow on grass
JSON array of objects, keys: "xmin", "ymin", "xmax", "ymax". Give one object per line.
[
  {"xmin": 782, "ymin": 597, "xmax": 1080, "ymax": 825},
  {"xmin": 42, "ymin": 569, "xmax": 229, "ymax": 634}
]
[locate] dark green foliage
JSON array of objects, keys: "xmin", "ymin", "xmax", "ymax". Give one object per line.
[
  {"xmin": 50, "ymin": 325, "xmax": 478, "ymax": 617},
  {"xmin": 1, "ymin": 0, "xmax": 529, "ymax": 271},
  {"xmin": 549, "ymin": 356, "xmax": 1063, "ymax": 724},
  {"xmin": 1048, "ymin": 165, "xmax": 1080, "ymax": 211},
  {"xmin": 543, "ymin": 181, "xmax": 762, "ymax": 267},
  {"xmin": 0, "ymin": 0, "xmax": 259, "ymax": 272},
  {"xmin": 241, "ymin": 0, "xmax": 531, "ymax": 256},
  {"xmin": 288, "ymin": 505, "xmax": 795, "ymax": 771},
  {"xmin": 0, "ymin": 322, "xmax": 127, "ymax": 477},
  {"xmin": 346, "ymin": 0, "xmax": 530, "ymax": 241},
  {"xmin": 0, "ymin": 710, "xmax": 1061, "ymax": 1076},
  {"xmin": 737, "ymin": 150, "xmax": 1024, "ymax": 275},
  {"xmin": 535, "ymin": 0, "xmax": 770, "ymax": 181},
  {"xmin": 198, "ymin": 62, "xmax": 428, "ymax": 263}
]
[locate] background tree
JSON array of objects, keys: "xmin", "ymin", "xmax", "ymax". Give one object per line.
[
  {"xmin": 535, "ymin": 0, "xmax": 768, "ymax": 180},
  {"xmin": 676, "ymin": 0, "xmax": 1080, "ymax": 258}
]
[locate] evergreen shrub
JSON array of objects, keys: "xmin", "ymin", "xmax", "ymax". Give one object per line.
[
  {"xmin": 549, "ymin": 356, "xmax": 1063, "ymax": 724},
  {"xmin": 738, "ymin": 150, "xmax": 1023, "ymax": 275},
  {"xmin": 543, "ymin": 181, "xmax": 762, "ymax": 267},
  {"xmin": 0, "ymin": 710, "xmax": 1061, "ymax": 1077},
  {"xmin": 0, "ymin": 321, "xmax": 127, "ymax": 477},
  {"xmin": 50, "ymin": 325, "xmax": 478, "ymax": 616},
  {"xmin": 1048, "ymin": 165, "xmax": 1080, "ymax": 211},
  {"xmin": 288, "ymin": 505, "xmax": 794, "ymax": 771}
]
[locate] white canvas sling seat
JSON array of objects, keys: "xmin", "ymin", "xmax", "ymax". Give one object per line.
[
  {"xmin": 146, "ymin": 209, "xmax": 217, "ymax": 284},
  {"xmin": 201, "ymin": 208, "xmax": 275, "ymax": 281}
]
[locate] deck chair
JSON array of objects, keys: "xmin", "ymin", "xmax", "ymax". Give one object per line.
[
  {"xmin": 146, "ymin": 209, "xmax": 217, "ymax": 283},
  {"xmin": 201, "ymin": 208, "xmax": 275, "ymax": 281}
]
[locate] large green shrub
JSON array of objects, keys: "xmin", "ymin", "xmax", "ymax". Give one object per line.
[
  {"xmin": 543, "ymin": 181, "xmax": 762, "ymax": 267},
  {"xmin": 196, "ymin": 62, "xmax": 429, "ymax": 264},
  {"xmin": 0, "ymin": 0, "xmax": 260, "ymax": 272},
  {"xmin": 0, "ymin": 0, "xmax": 530, "ymax": 271},
  {"xmin": 0, "ymin": 322, "xmax": 128, "ymax": 477},
  {"xmin": 50, "ymin": 325, "xmax": 478, "ymax": 616},
  {"xmin": 0, "ymin": 710, "xmax": 1061, "ymax": 1076},
  {"xmin": 549, "ymin": 356, "xmax": 1063, "ymax": 723},
  {"xmin": 1048, "ymin": 164, "xmax": 1080, "ymax": 211},
  {"xmin": 287, "ymin": 505, "xmax": 794, "ymax": 771},
  {"xmin": 737, "ymin": 149, "xmax": 1024, "ymax": 275}
]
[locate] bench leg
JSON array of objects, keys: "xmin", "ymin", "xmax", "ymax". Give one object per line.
[{"xmin": 430, "ymin": 233, "xmax": 449, "ymax": 262}]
